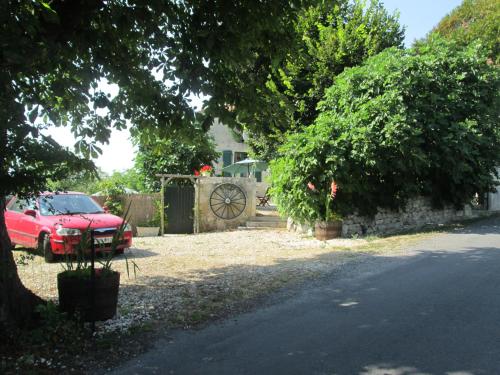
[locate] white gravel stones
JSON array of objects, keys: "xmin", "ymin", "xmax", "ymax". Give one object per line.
[{"xmin": 14, "ymin": 230, "xmax": 391, "ymax": 334}]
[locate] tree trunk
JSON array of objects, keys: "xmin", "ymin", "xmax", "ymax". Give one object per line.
[{"xmin": 0, "ymin": 197, "xmax": 44, "ymax": 334}]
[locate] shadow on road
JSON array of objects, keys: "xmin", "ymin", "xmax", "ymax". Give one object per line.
[{"xmin": 110, "ymin": 216, "xmax": 500, "ymax": 375}]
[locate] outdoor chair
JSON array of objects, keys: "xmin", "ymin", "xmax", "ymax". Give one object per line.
[{"xmin": 257, "ymin": 187, "xmax": 271, "ymax": 207}]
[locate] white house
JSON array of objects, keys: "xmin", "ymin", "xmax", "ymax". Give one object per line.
[{"xmin": 208, "ymin": 118, "xmax": 264, "ymax": 182}]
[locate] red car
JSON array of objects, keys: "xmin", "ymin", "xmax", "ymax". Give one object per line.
[{"xmin": 5, "ymin": 192, "xmax": 133, "ymax": 262}]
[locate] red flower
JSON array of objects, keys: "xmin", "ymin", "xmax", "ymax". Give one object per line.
[
  {"xmin": 331, "ymin": 181, "xmax": 338, "ymax": 198},
  {"xmin": 200, "ymin": 165, "xmax": 213, "ymax": 172},
  {"xmin": 194, "ymin": 169, "xmax": 200, "ymax": 176}
]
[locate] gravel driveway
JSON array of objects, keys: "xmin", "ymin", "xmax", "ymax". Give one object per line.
[{"xmin": 14, "ymin": 229, "xmax": 428, "ymax": 334}]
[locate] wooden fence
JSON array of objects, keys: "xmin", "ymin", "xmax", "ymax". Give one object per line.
[{"xmin": 92, "ymin": 193, "xmax": 160, "ymax": 234}]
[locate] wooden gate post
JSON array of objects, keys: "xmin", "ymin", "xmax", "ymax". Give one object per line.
[
  {"xmin": 160, "ymin": 176, "xmax": 165, "ymax": 236},
  {"xmin": 194, "ymin": 179, "xmax": 199, "ymax": 234}
]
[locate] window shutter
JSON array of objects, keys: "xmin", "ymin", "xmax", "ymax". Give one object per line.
[{"xmin": 222, "ymin": 150, "xmax": 233, "ymax": 177}]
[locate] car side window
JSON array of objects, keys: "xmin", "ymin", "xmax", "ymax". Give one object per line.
[{"xmin": 8, "ymin": 198, "xmax": 36, "ymax": 213}]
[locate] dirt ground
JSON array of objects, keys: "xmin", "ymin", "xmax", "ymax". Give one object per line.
[
  {"xmin": 7, "ymin": 228, "xmax": 442, "ymax": 374},
  {"xmin": 14, "ymin": 229, "xmax": 431, "ymax": 335}
]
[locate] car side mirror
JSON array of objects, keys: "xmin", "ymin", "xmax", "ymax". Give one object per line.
[{"xmin": 24, "ymin": 209, "xmax": 37, "ymax": 218}]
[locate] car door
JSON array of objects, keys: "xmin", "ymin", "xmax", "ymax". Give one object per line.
[
  {"xmin": 6, "ymin": 197, "xmax": 38, "ymax": 248},
  {"xmin": 4, "ymin": 198, "xmax": 22, "ymax": 244}
]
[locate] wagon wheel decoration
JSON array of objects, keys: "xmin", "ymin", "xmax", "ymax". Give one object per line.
[{"xmin": 210, "ymin": 183, "xmax": 247, "ymax": 220}]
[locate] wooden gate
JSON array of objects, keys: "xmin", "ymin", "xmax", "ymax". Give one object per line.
[{"xmin": 164, "ymin": 184, "xmax": 195, "ymax": 234}]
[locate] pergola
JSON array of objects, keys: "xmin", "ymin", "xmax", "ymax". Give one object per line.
[{"xmin": 155, "ymin": 174, "xmax": 201, "ymax": 234}]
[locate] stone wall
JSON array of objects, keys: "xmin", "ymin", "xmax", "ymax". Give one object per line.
[
  {"xmin": 196, "ymin": 177, "xmax": 256, "ymax": 232},
  {"xmin": 288, "ymin": 197, "xmax": 489, "ymax": 238},
  {"xmin": 488, "ymin": 168, "xmax": 500, "ymax": 211},
  {"xmin": 489, "ymin": 188, "xmax": 500, "ymax": 211},
  {"xmin": 341, "ymin": 197, "xmax": 476, "ymax": 237},
  {"xmin": 287, "ymin": 218, "xmax": 314, "ymax": 237}
]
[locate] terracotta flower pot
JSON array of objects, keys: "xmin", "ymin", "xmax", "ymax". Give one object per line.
[
  {"xmin": 315, "ymin": 221, "xmax": 342, "ymax": 241},
  {"xmin": 57, "ymin": 270, "xmax": 120, "ymax": 321}
]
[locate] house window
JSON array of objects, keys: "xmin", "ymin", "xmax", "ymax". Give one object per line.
[
  {"xmin": 234, "ymin": 152, "xmax": 247, "ymax": 163},
  {"xmin": 222, "ymin": 150, "xmax": 233, "ymax": 177},
  {"xmin": 233, "ymin": 152, "xmax": 248, "ymax": 177}
]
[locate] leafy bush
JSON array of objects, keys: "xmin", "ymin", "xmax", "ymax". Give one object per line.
[
  {"xmin": 270, "ymin": 38, "xmax": 500, "ymax": 224},
  {"xmin": 27, "ymin": 302, "xmax": 85, "ymax": 347},
  {"xmin": 134, "ymin": 132, "xmax": 219, "ymax": 191},
  {"xmin": 98, "ymin": 180, "xmax": 125, "ymax": 216}
]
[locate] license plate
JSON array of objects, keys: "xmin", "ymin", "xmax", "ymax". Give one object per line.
[{"xmin": 94, "ymin": 237, "xmax": 113, "ymax": 245}]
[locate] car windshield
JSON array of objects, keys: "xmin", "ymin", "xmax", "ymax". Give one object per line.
[{"xmin": 39, "ymin": 194, "xmax": 104, "ymax": 216}]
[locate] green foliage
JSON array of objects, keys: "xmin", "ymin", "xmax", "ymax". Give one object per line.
[
  {"xmin": 0, "ymin": 0, "xmax": 307, "ymax": 198},
  {"xmin": 432, "ymin": 0, "xmax": 500, "ymax": 63},
  {"xmin": 99, "ymin": 179, "xmax": 125, "ymax": 216},
  {"xmin": 150, "ymin": 199, "xmax": 163, "ymax": 227},
  {"xmin": 134, "ymin": 131, "xmax": 220, "ymax": 191},
  {"xmin": 47, "ymin": 169, "xmax": 101, "ymax": 194},
  {"xmin": 49, "ymin": 168, "xmax": 146, "ymax": 196},
  {"xmin": 27, "ymin": 302, "xmax": 84, "ymax": 347},
  {"xmin": 246, "ymin": 0, "xmax": 405, "ymax": 159},
  {"xmin": 94, "ymin": 169, "xmax": 145, "ymax": 195},
  {"xmin": 117, "ymin": 169, "xmax": 146, "ymax": 194},
  {"xmin": 270, "ymin": 38, "xmax": 500, "ymax": 224}
]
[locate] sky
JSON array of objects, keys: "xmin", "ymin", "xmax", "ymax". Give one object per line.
[
  {"xmin": 52, "ymin": 0, "xmax": 463, "ymax": 175},
  {"xmin": 382, "ymin": 0, "xmax": 463, "ymax": 47}
]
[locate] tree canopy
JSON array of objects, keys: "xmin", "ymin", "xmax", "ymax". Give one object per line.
[
  {"xmin": 432, "ymin": 0, "xmax": 500, "ymax": 63},
  {"xmin": 0, "ymin": 0, "xmax": 309, "ymax": 332},
  {"xmin": 244, "ymin": 0, "xmax": 405, "ymax": 159},
  {"xmin": 48, "ymin": 168, "xmax": 146, "ymax": 195},
  {"xmin": 270, "ymin": 38, "xmax": 500, "ymax": 224},
  {"xmin": 134, "ymin": 132, "xmax": 219, "ymax": 191},
  {"xmin": 1, "ymin": 0, "xmax": 307, "ymax": 198}
]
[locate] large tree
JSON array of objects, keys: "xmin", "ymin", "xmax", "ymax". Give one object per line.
[
  {"xmin": 432, "ymin": 0, "xmax": 499, "ymax": 64},
  {"xmin": 243, "ymin": 0, "xmax": 405, "ymax": 159},
  {"xmin": 0, "ymin": 0, "xmax": 307, "ymax": 333}
]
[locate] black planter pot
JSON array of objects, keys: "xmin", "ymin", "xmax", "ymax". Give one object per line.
[
  {"xmin": 57, "ymin": 270, "xmax": 120, "ymax": 321},
  {"xmin": 315, "ymin": 221, "xmax": 342, "ymax": 241}
]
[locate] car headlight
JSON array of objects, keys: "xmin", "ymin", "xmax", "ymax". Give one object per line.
[
  {"xmin": 55, "ymin": 227, "xmax": 81, "ymax": 236},
  {"xmin": 124, "ymin": 223, "xmax": 132, "ymax": 232}
]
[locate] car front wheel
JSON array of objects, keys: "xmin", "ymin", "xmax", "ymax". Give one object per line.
[{"xmin": 39, "ymin": 233, "xmax": 55, "ymax": 263}]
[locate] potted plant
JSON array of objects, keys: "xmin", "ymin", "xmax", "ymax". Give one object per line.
[
  {"xmin": 58, "ymin": 263, "xmax": 120, "ymax": 322},
  {"xmin": 309, "ymin": 181, "xmax": 343, "ymax": 240},
  {"xmin": 136, "ymin": 221, "xmax": 160, "ymax": 237},
  {"xmin": 57, "ymin": 219, "xmax": 138, "ymax": 322}
]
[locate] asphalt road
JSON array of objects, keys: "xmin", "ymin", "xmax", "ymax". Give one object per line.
[{"xmin": 113, "ymin": 217, "xmax": 500, "ymax": 375}]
